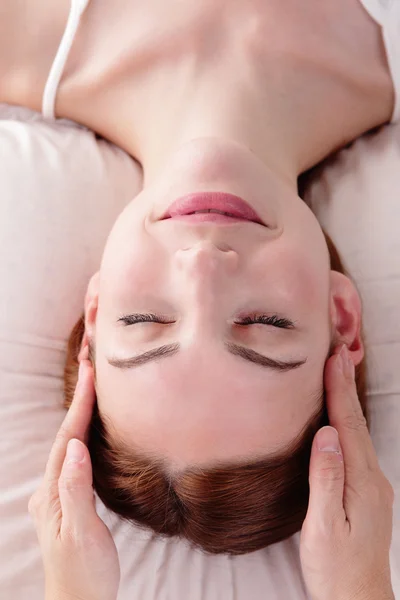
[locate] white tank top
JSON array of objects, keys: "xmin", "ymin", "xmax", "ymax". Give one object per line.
[{"xmin": 42, "ymin": 0, "xmax": 400, "ymax": 124}]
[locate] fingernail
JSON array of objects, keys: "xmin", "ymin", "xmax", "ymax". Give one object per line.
[
  {"xmin": 66, "ymin": 439, "xmax": 85, "ymax": 464},
  {"xmin": 317, "ymin": 426, "xmax": 342, "ymax": 454}
]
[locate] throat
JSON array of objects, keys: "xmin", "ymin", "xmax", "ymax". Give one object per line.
[{"xmin": 57, "ymin": 0, "xmax": 394, "ymax": 184}]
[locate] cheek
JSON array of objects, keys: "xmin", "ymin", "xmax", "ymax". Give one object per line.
[
  {"xmin": 288, "ymin": 255, "xmax": 327, "ymax": 307},
  {"xmin": 101, "ymin": 237, "xmax": 165, "ymax": 306},
  {"xmin": 284, "ymin": 218, "xmax": 330, "ymax": 302},
  {"xmin": 264, "ymin": 239, "xmax": 329, "ymax": 314}
]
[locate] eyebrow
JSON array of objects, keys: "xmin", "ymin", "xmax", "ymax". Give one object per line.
[{"xmin": 106, "ymin": 341, "xmax": 307, "ymax": 372}]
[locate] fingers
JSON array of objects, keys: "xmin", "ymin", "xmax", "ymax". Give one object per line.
[
  {"xmin": 43, "ymin": 360, "xmax": 95, "ymax": 492},
  {"xmin": 324, "ymin": 344, "xmax": 379, "ymax": 479},
  {"xmin": 306, "ymin": 426, "xmax": 347, "ymax": 532},
  {"xmin": 28, "ymin": 362, "xmax": 96, "ymax": 539},
  {"xmin": 58, "ymin": 438, "xmax": 97, "ymax": 535},
  {"xmin": 305, "ymin": 344, "xmax": 388, "ymax": 535}
]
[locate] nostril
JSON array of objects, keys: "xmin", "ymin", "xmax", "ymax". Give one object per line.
[
  {"xmin": 218, "ymin": 243, "xmax": 233, "ymax": 252},
  {"xmin": 193, "ymin": 245, "xmax": 230, "ymax": 253}
]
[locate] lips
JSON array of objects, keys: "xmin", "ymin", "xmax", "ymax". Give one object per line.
[{"xmin": 161, "ymin": 192, "xmax": 266, "ymax": 225}]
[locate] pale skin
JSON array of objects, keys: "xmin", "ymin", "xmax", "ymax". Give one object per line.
[{"xmin": 1, "ymin": 0, "xmax": 393, "ymax": 597}]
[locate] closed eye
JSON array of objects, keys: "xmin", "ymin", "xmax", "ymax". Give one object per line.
[
  {"xmin": 117, "ymin": 313, "xmax": 295, "ymax": 328},
  {"xmin": 237, "ymin": 314, "xmax": 295, "ymax": 328}
]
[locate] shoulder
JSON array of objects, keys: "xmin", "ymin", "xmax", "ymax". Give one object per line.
[{"xmin": 0, "ymin": 0, "xmax": 70, "ymax": 111}]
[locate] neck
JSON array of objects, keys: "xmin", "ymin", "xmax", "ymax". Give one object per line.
[
  {"xmin": 138, "ymin": 59, "xmax": 302, "ymax": 190},
  {"xmin": 57, "ymin": 0, "xmax": 393, "ymax": 195},
  {"xmin": 134, "ymin": 53, "xmax": 304, "ymax": 191},
  {"xmin": 134, "ymin": 45, "xmax": 391, "ymax": 192}
]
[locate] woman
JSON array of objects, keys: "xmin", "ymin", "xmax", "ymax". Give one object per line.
[
  {"xmin": 58, "ymin": 0, "xmax": 397, "ymax": 554},
  {"xmin": 2, "ymin": 0, "xmax": 396, "ymax": 583}
]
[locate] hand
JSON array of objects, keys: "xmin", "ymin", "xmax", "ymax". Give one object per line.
[
  {"xmin": 300, "ymin": 344, "xmax": 395, "ymax": 600},
  {"xmin": 28, "ymin": 360, "xmax": 120, "ymax": 600}
]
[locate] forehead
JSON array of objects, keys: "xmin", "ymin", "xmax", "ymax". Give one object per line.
[
  {"xmin": 96, "ymin": 358, "xmax": 322, "ymax": 467},
  {"xmin": 90, "ymin": 322, "xmax": 331, "ymax": 465}
]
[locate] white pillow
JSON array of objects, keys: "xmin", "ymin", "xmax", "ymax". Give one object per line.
[
  {"xmin": 0, "ymin": 104, "xmax": 399, "ymax": 600},
  {"xmin": 0, "ymin": 104, "xmax": 142, "ymax": 599}
]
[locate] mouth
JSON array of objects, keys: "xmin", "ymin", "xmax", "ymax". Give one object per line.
[{"xmin": 160, "ymin": 192, "xmax": 267, "ymax": 226}]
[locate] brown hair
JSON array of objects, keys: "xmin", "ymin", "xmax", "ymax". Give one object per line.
[{"xmin": 64, "ymin": 228, "xmax": 368, "ymax": 555}]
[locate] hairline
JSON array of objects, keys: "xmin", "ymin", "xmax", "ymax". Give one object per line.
[{"xmin": 87, "ymin": 337, "xmax": 332, "ymax": 475}]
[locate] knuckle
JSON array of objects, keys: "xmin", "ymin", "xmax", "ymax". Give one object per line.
[
  {"xmin": 59, "ymin": 474, "xmax": 83, "ymax": 493},
  {"xmin": 55, "ymin": 425, "xmax": 70, "ymax": 444},
  {"xmin": 43, "ymin": 486, "xmax": 61, "ymax": 513},
  {"xmin": 381, "ymin": 478, "xmax": 395, "ymax": 504},
  {"xmin": 341, "ymin": 411, "xmax": 368, "ymax": 433},
  {"xmin": 315, "ymin": 458, "xmax": 344, "ymax": 482}
]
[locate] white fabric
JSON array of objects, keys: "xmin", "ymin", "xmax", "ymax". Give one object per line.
[
  {"xmin": 0, "ymin": 102, "xmax": 399, "ymax": 599},
  {"xmin": 358, "ymin": 0, "xmax": 400, "ymax": 122},
  {"xmin": 42, "ymin": 0, "xmax": 91, "ymax": 120}
]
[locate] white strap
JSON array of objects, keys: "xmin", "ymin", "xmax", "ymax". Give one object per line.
[
  {"xmin": 358, "ymin": 0, "xmax": 386, "ymax": 25},
  {"xmin": 385, "ymin": 2, "xmax": 400, "ymax": 123},
  {"xmin": 42, "ymin": 0, "xmax": 91, "ymax": 120}
]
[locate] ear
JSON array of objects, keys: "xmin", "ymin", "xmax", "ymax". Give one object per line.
[
  {"xmin": 329, "ymin": 270, "xmax": 364, "ymax": 366},
  {"xmin": 78, "ymin": 271, "xmax": 100, "ymax": 362}
]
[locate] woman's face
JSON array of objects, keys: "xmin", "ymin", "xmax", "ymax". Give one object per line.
[{"xmin": 86, "ymin": 138, "xmax": 353, "ymax": 472}]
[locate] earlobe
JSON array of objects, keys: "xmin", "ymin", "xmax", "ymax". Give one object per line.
[
  {"xmin": 329, "ymin": 270, "xmax": 364, "ymax": 365},
  {"xmin": 79, "ymin": 271, "xmax": 100, "ymax": 361}
]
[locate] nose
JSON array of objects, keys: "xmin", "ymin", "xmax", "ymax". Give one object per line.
[
  {"xmin": 174, "ymin": 240, "xmax": 238, "ymax": 309},
  {"xmin": 175, "ymin": 240, "xmax": 238, "ymax": 278},
  {"xmin": 173, "ymin": 241, "xmax": 239, "ymax": 340}
]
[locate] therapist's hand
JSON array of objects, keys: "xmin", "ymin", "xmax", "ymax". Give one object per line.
[
  {"xmin": 300, "ymin": 344, "xmax": 395, "ymax": 600},
  {"xmin": 28, "ymin": 360, "xmax": 120, "ymax": 600}
]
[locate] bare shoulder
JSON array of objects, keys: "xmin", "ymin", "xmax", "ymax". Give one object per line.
[{"xmin": 0, "ymin": 0, "xmax": 70, "ymax": 110}]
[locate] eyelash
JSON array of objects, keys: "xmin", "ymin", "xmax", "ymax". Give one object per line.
[{"xmin": 118, "ymin": 313, "xmax": 295, "ymax": 328}]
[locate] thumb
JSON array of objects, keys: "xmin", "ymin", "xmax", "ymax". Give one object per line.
[
  {"xmin": 58, "ymin": 438, "xmax": 97, "ymax": 532},
  {"xmin": 305, "ymin": 426, "xmax": 346, "ymax": 530}
]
